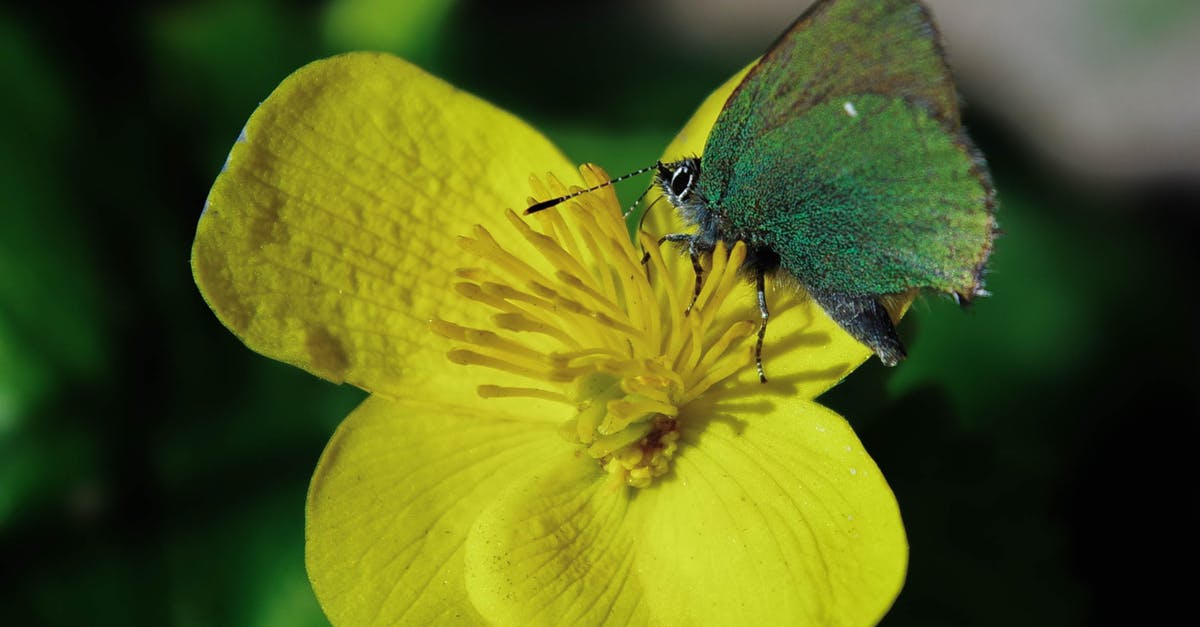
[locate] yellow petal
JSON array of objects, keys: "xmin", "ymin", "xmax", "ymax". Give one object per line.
[
  {"xmin": 656, "ymin": 63, "xmax": 754, "ymax": 176},
  {"xmin": 636, "ymin": 394, "xmax": 906, "ymax": 626},
  {"xmin": 465, "ymin": 395, "xmax": 905, "ymax": 626},
  {"xmin": 192, "ymin": 52, "xmax": 576, "ymax": 396},
  {"xmin": 305, "ymin": 393, "xmax": 564, "ymax": 626},
  {"xmin": 464, "ymin": 456, "xmax": 650, "ymax": 625},
  {"xmin": 652, "ymin": 63, "xmax": 911, "ymax": 396}
]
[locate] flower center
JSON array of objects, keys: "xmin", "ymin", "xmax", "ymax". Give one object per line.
[{"xmin": 433, "ymin": 165, "xmax": 756, "ymax": 488}]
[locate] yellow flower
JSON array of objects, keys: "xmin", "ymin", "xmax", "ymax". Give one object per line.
[{"xmin": 192, "ymin": 52, "xmax": 906, "ymax": 626}]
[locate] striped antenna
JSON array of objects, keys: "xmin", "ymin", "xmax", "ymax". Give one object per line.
[{"xmin": 524, "ymin": 162, "xmax": 659, "ymax": 215}]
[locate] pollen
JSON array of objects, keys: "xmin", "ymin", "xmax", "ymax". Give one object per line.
[{"xmin": 433, "ymin": 165, "xmax": 757, "ymax": 488}]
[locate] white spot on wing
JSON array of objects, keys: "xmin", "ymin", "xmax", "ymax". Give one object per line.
[{"xmin": 843, "ymin": 101, "xmax": 858, "ymax": 118}]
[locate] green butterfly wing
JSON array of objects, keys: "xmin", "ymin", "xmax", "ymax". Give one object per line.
[{"xmin": 703, "ymin": 0, "xmax": 995, "ymax": 297}]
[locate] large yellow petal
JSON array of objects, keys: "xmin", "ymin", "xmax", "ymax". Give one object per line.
[
  {"xmin": 635, "ymin": 395, "xmax": 907, "ymax": 626},
  {"xmin": 192, "ymin": 52, "xmax": 576, "ymax": 397},
  {"xmin": 305, "ymin": 393, "xmax": 565, "ymax": 626},
  {"xmin": 465, "ymin": 395, "xmax": 905, "ymax": 626},
  {"xmin": 464, "ymin": 456, "xmax": 648, "ymax": 625},
  {"xmin": 652, "ymin": 64, "xmax": 911, "ymax": 398}
]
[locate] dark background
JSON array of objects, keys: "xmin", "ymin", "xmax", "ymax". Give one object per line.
[{"xmin": 2, "ymin": 0, "xmax": 1196, "ymax": 625}]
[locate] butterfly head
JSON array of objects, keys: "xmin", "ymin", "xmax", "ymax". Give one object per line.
[{"xmin": 654, "ymin": 157, "xmax": 711, "ymax": 226}]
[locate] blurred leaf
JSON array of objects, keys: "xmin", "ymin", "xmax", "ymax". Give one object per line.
[
  {"xmin": 166, "ymin": 475, "xmax": 328, "ymax": 627},
  {"xmin": 1096, "ymin": 0, "xmax": 1200, "ymax": 46},
  {"xmin": 321, "ymin": 0, "xmax": 457, "ymax": 66},
  {"xmin": 22, "ymin": 545, "xmax": 157, "ymax": 625},
  {"xmin": 156, "ymin": 350, "xmax": 362, "ymax": 490},
  {"xmin": 0, "ymin": 13, "xmax": 107, "ymax": 428},
  {"xmin": 0, "ymin": 424, "xmax": 96, "ymax": 529},
  {"xmin": 148, "ymin": 0, "xmax": 316, "ymax": 164}
]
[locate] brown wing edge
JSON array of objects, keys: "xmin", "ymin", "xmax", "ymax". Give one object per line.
[{"xmin": 948, "ymin": 127, "xmax": 999, "ymax": 307}]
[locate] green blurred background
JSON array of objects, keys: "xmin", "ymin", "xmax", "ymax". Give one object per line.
[{"xmin": 2, "ymin": 0, "xmax": 1196, "ymax": 624}]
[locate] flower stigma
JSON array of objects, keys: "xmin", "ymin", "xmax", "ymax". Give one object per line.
[{"xmin": 432, "ymin": 165, "xmax": 758, "ymax": 488}]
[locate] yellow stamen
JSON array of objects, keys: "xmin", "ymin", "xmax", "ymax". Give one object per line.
[
  {"xmin": 433, "ymin": 164, "xmax": 757, "ymax": 487},
  {"xmin": 476, "ymin": 385, "xmax": 567, "ymax": 402}
]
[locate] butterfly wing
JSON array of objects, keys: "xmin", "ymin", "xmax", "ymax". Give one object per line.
[{"xmin": 703, "ymin": 0, "xmax": 994, "ymax": 298}]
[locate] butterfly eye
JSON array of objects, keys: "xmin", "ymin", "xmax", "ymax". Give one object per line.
[{"xmin": 670, "ymin": 166, "xmax": 694, "ymax": 199}]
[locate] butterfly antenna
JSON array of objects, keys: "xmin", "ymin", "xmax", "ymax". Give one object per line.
[
  {"xmin": 524, "ymin": 163, "xmax": 659, "ymax": 215},
  {"xmin": 623, "ymin": 182, "xmax": 655, "ymax": 219}
]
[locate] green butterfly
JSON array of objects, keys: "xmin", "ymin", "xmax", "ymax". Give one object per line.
[
  {"xmin": 527, "ymin": 0, "xmax": 997, "ymax": 381},
  {"xmin": 653, "ymin": 0, "xmax": 997, "ymax": 380}
]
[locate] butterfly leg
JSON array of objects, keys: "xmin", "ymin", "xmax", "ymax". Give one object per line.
[
  {"xmin": 755, "ymin": 269, "xmax": 769, "ymax": 383},
  {"xmin": 643, "ymin": 233, "xmax": 691, "ymax": 264},
  {"xmin": 811, "ymin": 291, "xmax": 907, "ymax": 366},
  {"xmin": 655, "ymin": 233, "xmax": 704, "ymax": 314},
  {"xmin": 685, "ymin": 242, "xmax": 704, "ymax": 316}
]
